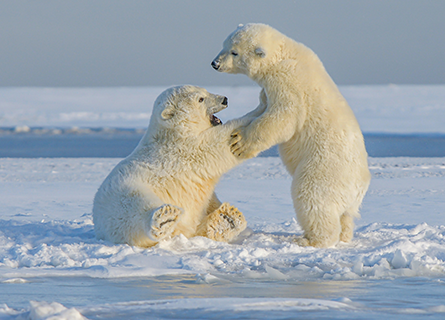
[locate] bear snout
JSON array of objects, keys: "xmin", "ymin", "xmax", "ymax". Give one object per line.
[
  {"xmin": 211, "ymin": 60, "xmax": 220, "ymax": 70},
  {"xmin": 222, "ymin": 97, "xmax": 228, "ymax": 105}
]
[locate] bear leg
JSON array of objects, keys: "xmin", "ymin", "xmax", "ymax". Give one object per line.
[
  {"xmin": 295, "ymin": 217, "xmax": 341, "ymax": 248},
  {"xmin": 339, "ymin": 212, "xmax": 354, "ymax": 243},
  {"xmin": 203, "ymin": 203, "xmax": 247, "ymax": 242},
  {"xmin": 148, "ymin": 204, "xmax": 184, "ymax": 241},
  {"xmin": 294, "ymin": 205, "xmax": 342, "ymax": 248},
  {"xmin": 292, "ymin": 170, "xmax": 346, "ymax": 248},
  {"xmin": 206, "ymin": 192, "xmax": 223, "ymax": 215}
]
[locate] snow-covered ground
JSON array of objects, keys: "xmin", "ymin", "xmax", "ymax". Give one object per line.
[
  {"xmin": 0, "ymin": 157, "xmax": 444, "ymax": 319},
  {"xmin": 0, "ymin": 86, "xmax": 444, "ymax": 319}
]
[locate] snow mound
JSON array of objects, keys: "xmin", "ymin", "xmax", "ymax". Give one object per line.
[
  {"xmin": 0, "ymin": 217, "xmax": 444, "ymax": 281},
  {"xmin": 0, "ymin": 297, "xmax": 355, "ymax": 319},
  {"xmin": 28, "ymin": 301, "xmax": 85, "ymax": 320}
]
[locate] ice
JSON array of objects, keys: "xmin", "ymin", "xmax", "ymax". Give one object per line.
[
  {"xmin": 80, "ymin": 297, "xmax": 355, "ymax": 318},
  {"xmin": 391, "ymin": 249, "xmax": 408, "ymax": 269},
  {"xmin": 28, "ymin": 301, "xmax": 85, "ymax": 320},
  {"xmin": 0, "ymin": 87, "xmax": 164, "ymax": 129},
  {"xmin": 1, "ymin": 85, "xmax": 445, "ymax": 133},
  {"xmin": 0, "ymin": 158, "xmax": 444, "ymax": 318}
]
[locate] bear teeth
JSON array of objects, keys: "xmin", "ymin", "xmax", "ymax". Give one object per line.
[{"xmin": 210, "ymin": 115, "xmax": 222, "ymax": 126}]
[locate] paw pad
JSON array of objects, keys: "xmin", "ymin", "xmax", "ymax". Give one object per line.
[{"xmin": 148, "ymin": 204, "xmax": 183, "ymax": 241}]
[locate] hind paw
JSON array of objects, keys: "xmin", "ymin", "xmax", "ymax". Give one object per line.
[
  {"xmin": 206, "ymin": 203, "xmax": 247, "ymax": 242},
  {"xmin": 148, "ymin": 204, "xmax": 183, "ymax": 241}
]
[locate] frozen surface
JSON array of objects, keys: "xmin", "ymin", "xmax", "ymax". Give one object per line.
[
  {"xmin": 1, "ymin": 85, "xmax": 445, "ymax": 134},
  {"xmin": 0, "ymin": 157, "xmax": 444, "ymax": 319}
]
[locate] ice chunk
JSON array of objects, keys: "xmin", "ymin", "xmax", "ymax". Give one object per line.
[
  {"xmin": 392, "ymin": 249, "xmax": 408, "ymax": 269},
  {"xmin": 29, "ymin": 301, "xmax": 86, "ymax": 320},
  {"xmin": 265, "ymin": 265, "xmax": 289, "ymax": 280}
]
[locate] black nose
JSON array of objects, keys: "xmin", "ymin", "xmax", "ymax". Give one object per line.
[
  {"xmin": 211, "ymin": 60, "xmax": 220, "ymax": 70},
  {"xmin": 222, "ymin": 97, "xmax": 228, "ymax": 105}
]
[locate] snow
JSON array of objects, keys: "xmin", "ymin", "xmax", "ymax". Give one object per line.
[
  {"xmin": 0, "ymin": 156, "xmax": 444, "ymax": 318},
  {"xmin": 28, "ymin": 301, "xmax": 86, "ymax": 320},
  {"xmin": 0, "ymin": 86, "xmax": 444, "ymax": 319},
  {"xmin": 0, "ymin": 157, "xmax": 444, "ymax": 281}
]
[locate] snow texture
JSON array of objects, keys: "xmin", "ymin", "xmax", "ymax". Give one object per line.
[
  {"xmin": 0, "ymin": 157, "xmax": 444, "ymax": 282},
  {"xmin": 0, "ymin": 156, "xmax": 444, "ymax": 318}
]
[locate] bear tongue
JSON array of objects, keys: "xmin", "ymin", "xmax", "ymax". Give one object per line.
[{"xmin": 210, "ymin": 115, "xmax": 223, "ymax": 126}]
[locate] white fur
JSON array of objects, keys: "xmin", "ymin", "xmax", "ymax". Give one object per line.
[
  {"xmin": 212, "ymin": 23, "xmax": 371, "ymax": 247},
  {"xmin": 93, "ymin": 86, "xmax": 248, "ymax": 247}
]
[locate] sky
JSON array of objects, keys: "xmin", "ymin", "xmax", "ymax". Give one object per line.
[{"xmin": 0, "ymin": 0, "xmax": 444, "ymax": 87}]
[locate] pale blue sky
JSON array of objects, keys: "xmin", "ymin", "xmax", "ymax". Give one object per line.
[{"xmin": 1, "ymin": 0, "xmax": 444, "ymax": 86}]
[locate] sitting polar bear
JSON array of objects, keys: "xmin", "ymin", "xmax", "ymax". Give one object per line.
[
  {"xmin": 212, "ymin": 23, "xmax": 371, "ymax": 248},
  {"xmin": 93, "ymin": 85, "xmax": 249, "ymax": 247}
]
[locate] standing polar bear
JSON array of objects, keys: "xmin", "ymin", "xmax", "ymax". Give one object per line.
[
  {"xmin": 212, "ymin": 23, "xmax": 371, "ymax": 248},
  {"xmin": 93, "ymin": 86, "xmax": 249, "ymax": 247}
]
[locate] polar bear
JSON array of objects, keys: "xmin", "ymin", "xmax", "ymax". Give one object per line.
[
  {"xmin": 93, "ymin": 85, "xmax": 249, "ymax": 247},
  {"xmin": 211, "ymin": 23, "xmax": 371, "ymax": 247}
]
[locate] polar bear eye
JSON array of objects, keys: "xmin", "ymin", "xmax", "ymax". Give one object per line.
[
  {"xmin": 198, "ymin": 97, "xmax": 204, "ymax": 103},
  {"xmin": 231, "ymin": 51, "xmax": 238, "ymax": 56}
]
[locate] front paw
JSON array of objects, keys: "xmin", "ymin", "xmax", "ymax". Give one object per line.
[
  {"xmin": 230, "ymin": 130, "xmax": 255, "ymax": 159},
  {"xmin": 230, "ymin": 129, "xmax": 242, "ymax": 147}
]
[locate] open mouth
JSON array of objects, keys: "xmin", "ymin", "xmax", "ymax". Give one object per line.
[{"xmin": 210, "ymin": 114, "xmax": 223, "ymax": 126}]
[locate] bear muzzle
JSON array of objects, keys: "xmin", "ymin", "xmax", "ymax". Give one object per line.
[{"xmin": 211, "ymin": 59, "xmax": 220, "ymax": 71}]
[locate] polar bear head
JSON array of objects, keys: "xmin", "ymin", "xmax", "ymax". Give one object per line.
[
  {"xmin": 211, "ymin": 23, "xmax": 286, "ymax": 79},
  {"xmin": 150, "ymin": 85, "xmax": 228, "ymax": 134}
]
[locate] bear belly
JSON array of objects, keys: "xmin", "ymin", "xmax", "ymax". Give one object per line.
[
  {"xmin": 153, "ymin": 177, "xmax": 217, "ymax": 235},
  {"xmin": 278, "ymin": 131, "xmax": 307, "ymax": 176}
]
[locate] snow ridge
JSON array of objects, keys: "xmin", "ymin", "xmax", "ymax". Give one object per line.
[{"xmin": 0, "ymin": 215, "xmax": 444, "ymax": 282}]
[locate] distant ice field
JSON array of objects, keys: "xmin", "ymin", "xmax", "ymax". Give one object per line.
[
  {"xmin": 1, "ymin": 85, "xmax": 444, "ymax": 158},
  {"xmin": 1, "ymin": 85, "xmax": 445, "ymax": 134}
]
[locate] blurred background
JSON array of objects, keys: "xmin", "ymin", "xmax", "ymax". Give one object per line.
[{"xmin": 1, "ymin": 0, "xmax": 444, "ymax": 87}]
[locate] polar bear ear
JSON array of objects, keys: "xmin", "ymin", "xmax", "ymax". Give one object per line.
[
  {"xmin": 255, "ymin": 47, "xmax": 266, "ymax": 58},
  {"xmin": 161, "ymin": 103, "xmax": 175, "ymax": 120}
]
